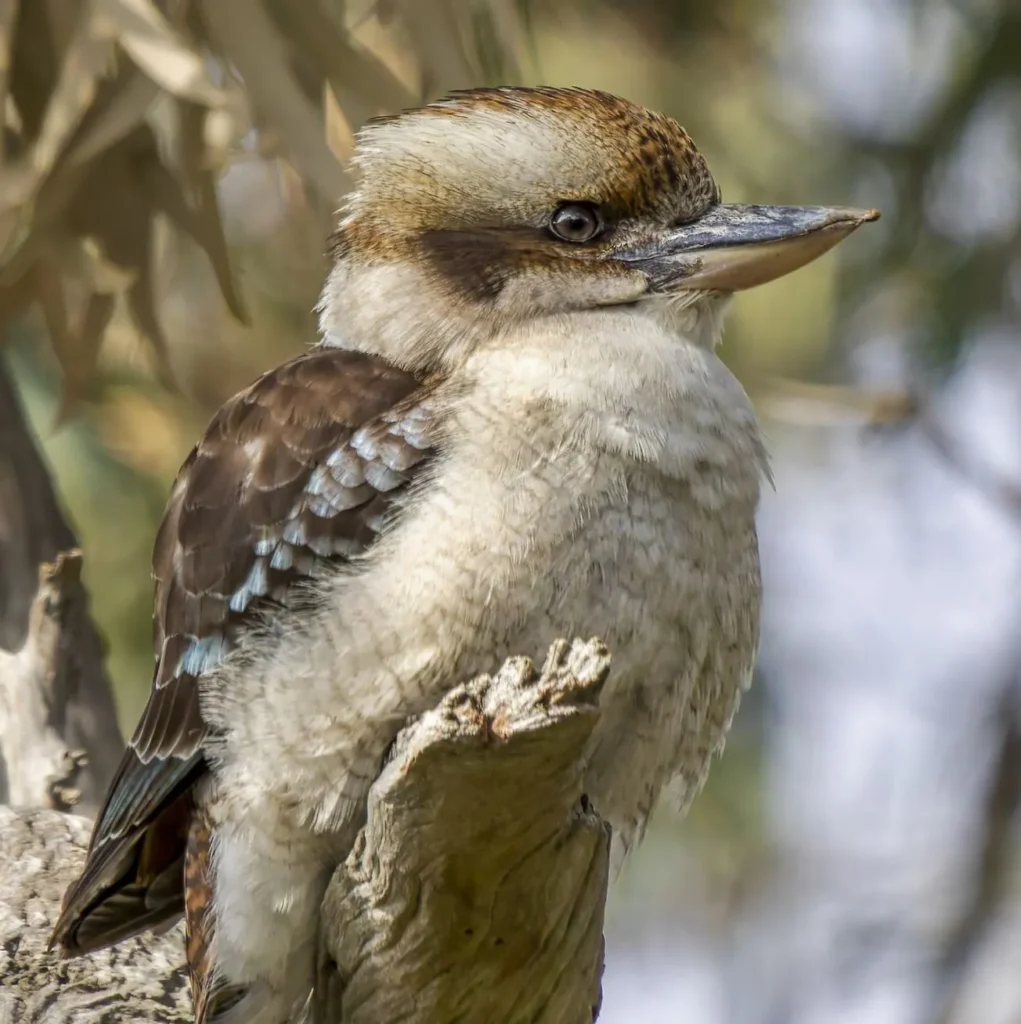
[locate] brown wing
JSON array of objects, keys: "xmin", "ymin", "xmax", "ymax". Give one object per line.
[{"xmin": 52, "ymin": 347, "xmax": 442, "ymax": 955}]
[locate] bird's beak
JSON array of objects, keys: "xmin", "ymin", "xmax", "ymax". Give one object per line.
[{"xmin": 621, "ymin": 204, "xmax": 880, "ymax": 292}]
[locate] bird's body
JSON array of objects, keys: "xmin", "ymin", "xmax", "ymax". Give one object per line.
[
  {"xmin": 52, "ymin": 86, "xmax": 875, "ymax": 1023},
  {"xmin": 205, "ymin": 304, "xmax": 764, "ymax": 1018}
]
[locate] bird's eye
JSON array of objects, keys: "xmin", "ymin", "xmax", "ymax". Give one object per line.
[{"xmin": 549, "ymin": 202, "xmax": 602, "ymax": 243}]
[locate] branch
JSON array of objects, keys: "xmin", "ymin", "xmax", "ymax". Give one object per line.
[
  {"xmin": 0, "ymin": 551, "xmax": 98, "ymax": 812},
  {"xmin": 0, "ymin": 356, "xmax": 124, "ymax": 814},
  {"xmin": 0, "ymin": 640, "xmax": 613, "ymax": 1024},
  {"xmin": 0, "ymin": 806, "xmax": 192, "ymax": 1024},
  {"xmin": 315, "ymin": 637, "xmax": 612, "ymax": 1024}
]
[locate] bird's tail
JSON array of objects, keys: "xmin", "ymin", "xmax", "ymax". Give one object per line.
[{"xmin": 185, "ymin": 802, "xmax": 241, "ymax": 1024}]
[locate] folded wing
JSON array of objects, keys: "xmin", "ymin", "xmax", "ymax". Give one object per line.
[{"xmin": 53, "ymin": 347, "xmax": 442, "ymax": 954}]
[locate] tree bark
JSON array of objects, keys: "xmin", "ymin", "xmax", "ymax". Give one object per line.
[
  {"xmin": 0, "ymin": 639, "xmax": 612, "ymax": 1024},
  {"xmin": 0, "ymin": 354, "xmax": 124, "ymax": 814},
  {"xmin": 0, "ymin": 806, "xmax": 192, "ymax": 1024}
]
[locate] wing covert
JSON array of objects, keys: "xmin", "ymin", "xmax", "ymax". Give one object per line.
[{"xmin": 135, "ymin": 347, "xmax": 436, "ymax": 765}]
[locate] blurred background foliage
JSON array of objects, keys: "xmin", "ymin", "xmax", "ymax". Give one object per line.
[{"xmin": 2, "ymin": 0, "xmax": 1021, "ymax": 1020}]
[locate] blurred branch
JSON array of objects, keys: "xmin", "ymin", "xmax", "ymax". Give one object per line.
[
  {"xmin": 919, "ymin": 404, "xmax": 1021, "ymax": 522},
  {"xmin": 755, "ymin": 376, "xmax": 1021, "ymax": 519},
  {"xmin": 754, "ymin": 377, "xmax": 919, "ymax": 427},
  {"xmin": 0, "ymin": 354, "xmax": 123, "ymax": 815},
  {"xmin": 932, "ymin": 697, "xmax": 1021, "ymax": 1024}
]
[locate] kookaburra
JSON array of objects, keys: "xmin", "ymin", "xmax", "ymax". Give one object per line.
[{"xmin": 53, "ymin": 87, "xmax": 877, "ymax": 1022}]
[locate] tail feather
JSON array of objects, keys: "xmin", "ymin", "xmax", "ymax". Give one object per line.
[
  {"xmin": 63, "ymin": 876, "xmax": 185, "ymax": 953},
  {"xmin": 51, "ymin": 779, "xmax": 195, "ymax": 956},
  {"xmin": 186, "ymin": 801, "xmax": 234, "ymax": 1024}
]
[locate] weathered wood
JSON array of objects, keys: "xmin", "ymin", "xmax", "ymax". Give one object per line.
[
  {"xmin": 0, "ymin": 357, "xmax": 124, "ymax": 814},
  {"xmin": 0, "ymin": 806, "xmax": 191, "ymax": 1024},
  {"xmin": 0, "ymin": 640, "xmax": 613, "ymax": 1024},
  {"xmin": 316, "ymin": 637, "xmax": 612, "ymax": 1024}
]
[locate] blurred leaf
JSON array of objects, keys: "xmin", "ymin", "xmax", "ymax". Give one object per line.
[
  {"xmin": 198, "ymin": 0, "xmax": 348, "ymax": 202},
  {"xmin": 0, "ymin": 0, "xmax": 20, "ymax": 165},
  {"xmin": 60, "ymin": 67, "xmax": 159, "ymax": 167},
  {"xmin": 0, "ymin": 263, "xmax": 37, "ymax": 325},
  {"xmin": 95, "ymin": 0, "xmax": 225, "ymax": 106},
  {"xmin": 0, "ymin": 202, "xmax": 30, "ymax": 268},
  {"xmin": 35, "ymin": 260, "xmax": 71, "ymax": 385},
  {"xmin": 0, "ymin": 1, "xmax": 113, "ymax": 215},
  {"xmin": 0, "ymin": 0, "xmax": 529, "ymax": 414},
  {"xmin": 469, "ymin": 0, "xmax": 530, "ymax": 82},
  {"xmin": 54, "ymin": 291, "xmax": 115, "ymax": 422},
  {"xmin": 392, "ymin": 0, "xmax": 477, "ymax": 92},
  {"xmin": 152, "ymin": 113, "xmax": 248, "ymax": 323},
  {"xmin": 324, "ymin": 82, "xmax": 355, "ymax": 162},
  {"xmin": 265, "ymin": 0, "xmax": 417, "ymax": 124},
  {"xmin": 60, "ymin": 234, "xmax": 138, "ymax": 293}
]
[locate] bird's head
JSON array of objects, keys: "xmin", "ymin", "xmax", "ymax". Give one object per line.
[{"xmin": 320, "ymin": 87, "xmax": 878, "ymax": 370}]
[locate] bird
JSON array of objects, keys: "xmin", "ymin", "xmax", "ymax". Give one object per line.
[{"xmin": 52, "ymin": 86, "xmax": 878, "ymax": 1023}]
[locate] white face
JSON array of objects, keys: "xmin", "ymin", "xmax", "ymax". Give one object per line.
[
  {"xmin": 319, "ymin": 88, "xmax": 876, "ymax": 371},
  {"xmin": 319, "ymin": 89, "xmax": 721, "ymax": 366}
]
